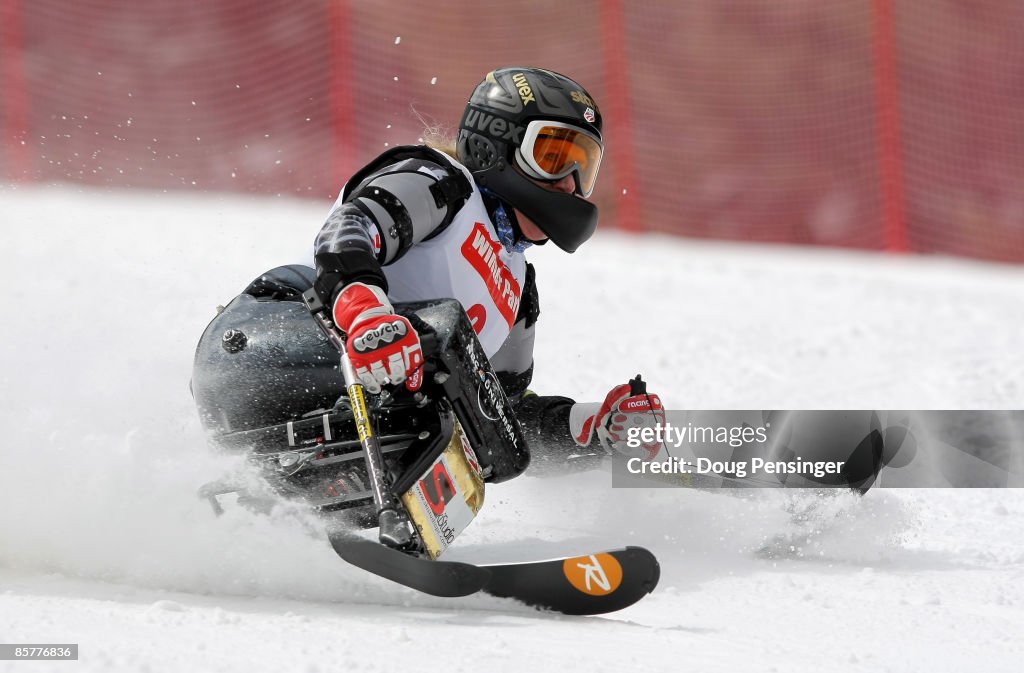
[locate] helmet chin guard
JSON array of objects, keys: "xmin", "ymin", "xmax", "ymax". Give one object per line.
[
  {"xmin": 457, "ymin": 67, "xmax": 603, "ymax": 253},
  {"xmin": 475, "ymin": 158, "xmax": 598, "ymax": 253}
]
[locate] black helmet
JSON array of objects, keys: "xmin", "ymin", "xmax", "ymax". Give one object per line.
[{"xmin": 457, "ymin": 67, "xmax": 604, "ymax": 253}]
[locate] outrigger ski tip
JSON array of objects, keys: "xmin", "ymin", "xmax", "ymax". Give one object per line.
[{"xmin": 328, "ymin": 531, "xmax": 661, "ymax": 615}]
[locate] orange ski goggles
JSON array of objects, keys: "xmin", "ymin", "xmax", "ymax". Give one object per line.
[{"xmin": 515, "ymin": 121, "xmax": 604, "ymax": 198}]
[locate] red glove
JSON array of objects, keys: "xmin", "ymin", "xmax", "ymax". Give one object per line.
[
  {"xmin": 569, "ymin": 378, "xmax": 666, "ymax": 459},
  {"xmin": 332, "ymin": 282, "xmax": 423, "ymax": 393}
]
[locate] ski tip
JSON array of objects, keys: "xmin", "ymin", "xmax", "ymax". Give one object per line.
[
  {"xmin": 482, "ymin": 545, "xmax": 662, "ymax": 616},
  {"xmin": 623, "ymin": 546, "xmax": 661, "ymax": 594}
]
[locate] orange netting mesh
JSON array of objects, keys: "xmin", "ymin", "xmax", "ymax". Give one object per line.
[{"xmin": 2, "ymin": 0, "xmax": 1023, "ymax": 261}]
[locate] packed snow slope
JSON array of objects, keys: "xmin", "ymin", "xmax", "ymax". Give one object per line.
[{"xmin": 1, "ymin": 185, "xmax": 1023, "ymax": 673}]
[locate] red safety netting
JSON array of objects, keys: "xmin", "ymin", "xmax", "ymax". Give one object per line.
[{"xmin": 2, "ymin": 0, "xmax": 1023, "ymax": 262}]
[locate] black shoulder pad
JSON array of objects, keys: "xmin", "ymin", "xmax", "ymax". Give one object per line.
[
  {"xmin": 343, "ymin": 145, "xmax": 473, "ymax": 246},
  {"xmin": 343, "ymin": 146, "xmax": 470, "ymax": 205}
]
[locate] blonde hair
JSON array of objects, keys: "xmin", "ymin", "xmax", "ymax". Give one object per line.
[
  {"xmin": 413, "ymin": 105, "xmax": 459, "ymax": 160},
  {"xmin": 423, "ymin": 132, "xmax": 459, "ymax": 161}
]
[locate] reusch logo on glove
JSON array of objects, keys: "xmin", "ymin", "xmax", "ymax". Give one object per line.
[{"xmin": 352, "ymin": 319, "xmax": 409, "ymax": 353}]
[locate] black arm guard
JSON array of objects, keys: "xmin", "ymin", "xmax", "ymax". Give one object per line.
[
  {"xmin": 340, "ymin": 146, "xmax": 472, "ymax": 263},
  {"xmin": 313, "ymin": 248, "xmax": 388, "ymax": 308}
]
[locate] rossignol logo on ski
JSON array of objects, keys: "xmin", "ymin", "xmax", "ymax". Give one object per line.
[
  {"xmin": 461, "ymin": 222, "xmax": 522, "ymax": 329},
  {"xmin": 562, "ymin": 553, "xmax": 623, "ymax": 596}
]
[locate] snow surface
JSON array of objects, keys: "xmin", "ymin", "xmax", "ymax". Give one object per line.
[{"xmin": 1, "ymin": 184, "xmax": 1023, "ymax": 672}]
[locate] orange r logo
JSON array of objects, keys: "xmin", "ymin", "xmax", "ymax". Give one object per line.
[{"xmin": 562, "ymin": 553, "xmax": 623, "ymax": 596}]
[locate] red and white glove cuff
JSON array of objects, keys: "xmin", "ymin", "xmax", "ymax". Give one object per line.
[
  {"xmin": 569, "ymin": 385, "xmax": 666, "ymax": 459},
  {"xmin": 332, "ymin": 282, "xmax": 394, "ymax": 333},
  {"xmin": 569, "ymin": 402, "xmax": 603, "ymax": 447}
]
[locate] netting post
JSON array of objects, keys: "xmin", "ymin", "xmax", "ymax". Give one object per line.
[
  {"xmin": 600, "ymin": 0, "xmax": 641, "ymax": 232},
  {"xmin": 1, "ymin": 0, "xmax": 31, "ymax": 181},
  {"xmin": 872, "ymin": 0, "xmax": 908, "ymax": 252},
  {"xmin": 328, "ymin": 0, "xmax": 355, "ymax": 193}
]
